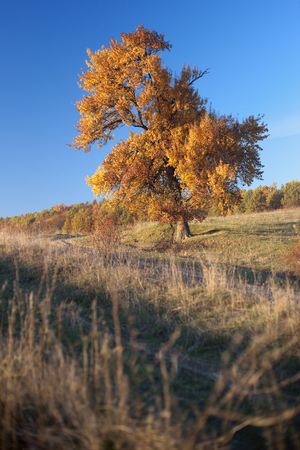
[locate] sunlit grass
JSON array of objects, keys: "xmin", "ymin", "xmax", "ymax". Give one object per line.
[{"xmin": 122, "ymin": 208, "xmax": 300, "ymax": 276}]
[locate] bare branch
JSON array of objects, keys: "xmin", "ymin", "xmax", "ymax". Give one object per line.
[{"xmin": 188, "ymin": 68, "xmax": 210, "ymax": 86}]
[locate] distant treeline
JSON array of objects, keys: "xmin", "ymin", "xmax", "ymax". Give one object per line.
[
  {"xmin": 0, "ymin": 200, "xmax": 134, "ymax": 234},
  {"xmin": 209, "ymin": 179, "xmax": 300, "ymax": 216},
  {"xmin": 1, "ymin": 180, "xmax": 300, "ymax": 233}
]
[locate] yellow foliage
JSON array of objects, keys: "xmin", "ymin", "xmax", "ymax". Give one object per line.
[{"xmin": 70, "ymin": 26, "xmax": 268, "ymax": 225}]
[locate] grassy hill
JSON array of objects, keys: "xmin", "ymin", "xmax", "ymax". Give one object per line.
[
  {"xmin": 0, "ymin": 208, "xmax": 299, "ymax": 449},
  {"xmin": 122, "ymin": 208, "xmax": 300, "ymax": 277}
]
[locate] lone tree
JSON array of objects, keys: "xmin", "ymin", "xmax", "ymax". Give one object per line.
[{"xmin": 70, "ymin": 25, "xmax": 268, "ymax": 239}]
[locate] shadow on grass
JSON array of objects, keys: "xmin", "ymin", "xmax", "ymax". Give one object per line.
[
  {"xmin": 196, "ymin": 228, "xmax": 222, "ymax": 236},
  {"xmin": 0, "ymin": 256, "xmax": 222, "ymax": 407},
  {"xmin": 1, "ymin": 254, "xmax": 300, "ymax": 449}
]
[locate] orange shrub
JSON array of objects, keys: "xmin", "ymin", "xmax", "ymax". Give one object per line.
[{"xmin": 88, "ymin": 217, "xmax": 120, "ymax": 256}]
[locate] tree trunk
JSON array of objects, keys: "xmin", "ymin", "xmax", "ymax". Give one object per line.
[{"xmin": 176, "ymin": 220, "xmax": 191, "ymax": 240}]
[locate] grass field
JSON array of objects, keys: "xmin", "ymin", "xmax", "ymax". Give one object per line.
[
  {"xmin": 122, "ymin": 208, "xmax": 300, "ymax": 275},
  {"xmin": 0, "ymin": 208, "xmax": 299, "ymax": 449}
]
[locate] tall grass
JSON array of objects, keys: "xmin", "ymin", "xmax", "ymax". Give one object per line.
[{"xmin": 0, "ymin": 229, "xmax": 300, "ymax": 448}]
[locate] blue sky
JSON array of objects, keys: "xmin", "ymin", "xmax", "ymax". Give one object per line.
[{"xmin": 1, "ymin": 0, "xmax": 299, "ymax": 218}]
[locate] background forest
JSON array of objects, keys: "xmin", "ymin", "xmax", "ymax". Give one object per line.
[{"xmin": 1, "ymin": 179, "xmax": 300, "ymax": 235}]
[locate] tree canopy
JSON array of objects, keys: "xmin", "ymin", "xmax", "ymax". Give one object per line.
[{"xmin": 70, "ymin": 25, "xmax": 268, "ymax": 238}]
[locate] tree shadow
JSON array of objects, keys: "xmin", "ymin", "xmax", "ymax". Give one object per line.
[{"xmin": 197, "ymin": 229, "xmax": 222, "ymax": 236}]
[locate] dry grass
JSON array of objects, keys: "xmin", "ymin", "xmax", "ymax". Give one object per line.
[
  {"xmin": 123, "ymin": 208, "xmax": 300, "ymax": 277},
  {"xmin": 0, "ymin": 225, "xmax": 300, "ymax": 449},
  {"xmin": 1, "ymin": 228, "xmax": 299, "ymax": 339}
]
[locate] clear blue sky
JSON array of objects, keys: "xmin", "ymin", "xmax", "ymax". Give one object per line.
[{"xmin": 1, "ymin": 0, "xmax": 299, "ymax": 218}]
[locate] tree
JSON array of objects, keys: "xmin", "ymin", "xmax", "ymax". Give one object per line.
[
  {"xmin": 249, "ymin": 188, "xmax": 267, "ymax": 212},
  {"xmin": 266, "ymin": 188, "xmax": 283, "ymax": 210},
  {"xmin": 281, "ymin": 180, "xmax": 300, "ymax": 208},
  {"xmin": 70, "ymin": 25, "xmax": 268, "ymax": 239}
]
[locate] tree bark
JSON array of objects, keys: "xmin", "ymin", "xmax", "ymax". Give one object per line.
[{"xmin": 176, "ymin": 220, "xmax": 191, "ymax": 240}]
